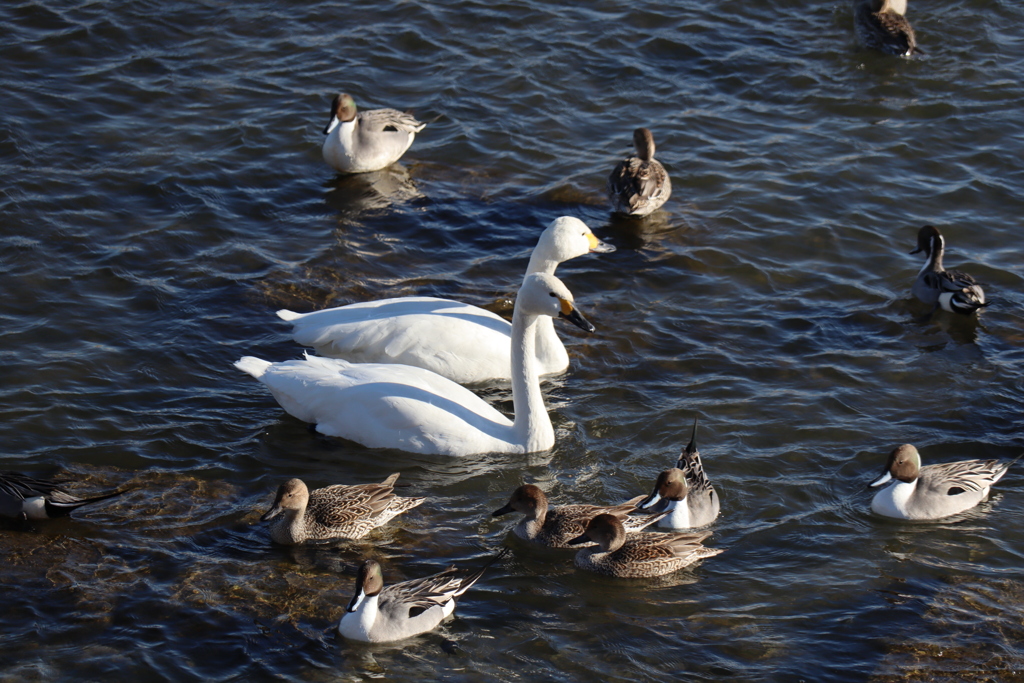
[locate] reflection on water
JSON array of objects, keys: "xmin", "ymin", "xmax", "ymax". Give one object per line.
[
  {"xmin": 323, "ymin": 164, "xmax": 424, "ymax": 218},
  {"xmin": 2, "ymin": 0, "xmax": 1024, "ymax": 679}
]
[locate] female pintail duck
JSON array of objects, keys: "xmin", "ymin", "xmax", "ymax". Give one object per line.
[
  {"xmin": 492, "ymin": 484, "xmax": 665, "ymax": 549},
  {"xmin": 261, "ymin": 474, "xmax": 425, "ymax": 545},
  {"xmin": 568, "ymin": 514, "xmax": 724, "ymax": 578},
  {"xmin": 236, "ymin": 273, "xmax": 594, "ymax": 457},
  {"xmin": 909, "ymin": 225, "xmax": 987, "ymax": 315},
  {"xmin": 854, "ymin": 0, "xmax": 919, "ymax": 57},
  {"xmin": 322, "ymin": 93, "xmax": 426, "ymax": 173},
  {"xmin": 637, "ymin": 417, "xmax": 720, "ymax": 529},
  {"xmin": 277, "ymin": 217, "xmax": 614, "ymax": 385},
  {"xmin": 869, "ymin": 444, "xmax": 1019, "ymax": 520},
  {"xmin": 607, "ymin": 128, "xmax": 671, "ymax": 217},
  {"xmin": 0, "ymin": 471, "xmax": 127, "ymax": 520},
  {"xmin": 339, "ymin": 549, "xmax": 507, "ymax": 642}
]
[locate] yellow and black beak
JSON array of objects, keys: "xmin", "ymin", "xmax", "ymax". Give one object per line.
[
  {"xmin": 558, "ymin": 299, "xmax": 595, "ymax": 333},
  {"xmin": 587, "ymin": 233, "xmax": 616, "ymax": 254}
]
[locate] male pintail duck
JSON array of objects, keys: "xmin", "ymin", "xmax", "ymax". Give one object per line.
[
  {"xmin": 607, "ymin": 128, "xmax": 671, "ymax": 217},
  {"xmin": 338, "ymin": 549, "xmax": 507, "ymax": 642},
  {"xmin": 869, "ymin": 444, "xmax": 1019, "ymax": 520},
  {"xmin": 0, "ymin": 471, "xmax": 127, "ymax": 520},
  {"xmin": 568, "ymin": 514, "xmax": 724, "ymax": 578},
  {"xmin": 909, "ymin": 225, "xmax": 987, "ymax": 315},
  {"xmin": 854, "ymin": 0, "xmax": 919, "ymax": 56},
  {"xmin": 261, "ymin": 474, "xmax": 425, "ymax": 545},
  {"xmin": 236, "ymin": 273, "xmax": 594, "ymax": 457},
  {"xmin": 637, "ymin": 417, "xmax": 720, "ymax": 529},
  {"xmin": 492, "ymin": 484, "xmax": 665, "ymax": 548},
  {"xmin": 322, "ymin": 93, "xmax": 426, "ymax": 173},
  {"xmin": 276, "ymin": 217, "xmax": 613, "ymax": 385}
]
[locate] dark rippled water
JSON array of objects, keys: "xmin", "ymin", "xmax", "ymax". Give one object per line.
[{"xmin": 3, "ymin": 0, "xmax": 1024, "ymax": 679}]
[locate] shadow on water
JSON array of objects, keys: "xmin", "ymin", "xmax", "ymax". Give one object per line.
[{"xmin": 322, "ymin": 163, "xmax": 424, "ymax": 218}]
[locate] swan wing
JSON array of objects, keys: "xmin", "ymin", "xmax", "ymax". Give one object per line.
[{"xmin": 281, "ymin": 298, "xmax": 515, "ymax": 383}]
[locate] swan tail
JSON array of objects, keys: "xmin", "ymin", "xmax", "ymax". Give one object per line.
[
  {"xmin": 276, "ymin": 309, "xmax": 302, "ymax": 322},
  {"xmin": 235, "ymin": 356, "xmax": 272, "ymax": 379}
]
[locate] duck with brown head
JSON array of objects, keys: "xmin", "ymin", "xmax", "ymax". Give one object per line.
[
  {"xmin": 909, "ymin": 225, "xmax": 987, "ymax": 315},
  {"xmin": 869, "ymin": 444, "xmax": 1019, "ymax": 520},
  {"xmin": 607, "ymin": 127, "xmax": 672, "ymax": 217},
  {"xmin": 321, "ymin": 92, "xmax": 426, "ymax": 173}
]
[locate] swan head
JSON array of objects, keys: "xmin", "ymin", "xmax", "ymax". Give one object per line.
[
  {"xmin": 492, "ymin": 483, "xmax": 549, "ymax": 519},
  {"xmin": 261, "ymin": 478, "xmax": 310, "ymax": 521},
  {"xmin": 533, "ymin": 217, "xmax": 615, "ymax": 267},
  {"xmin": 567, "ymin": 513, "xmax": 627, "ymax": 552},
  {"xmin": 347, "ymin": 560, "xmax": 385, "ymax": 612},
  {"xmin": 324, "ymin": 93, "xmax": 357, "ymax": 134},
  {"xmin": 518, "ymin": 273, "xmax": 595, "ymax": 333}
]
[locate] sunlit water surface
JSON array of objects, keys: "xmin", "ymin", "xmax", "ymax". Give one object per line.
[{"xmin": 2, "ymin": 0, "xmax": 1024, "ymax": 680}]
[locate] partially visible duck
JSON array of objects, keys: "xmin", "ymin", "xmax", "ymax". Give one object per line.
[
  {"xmin": 322, "ymin": 93, "xmax": 425, "ymax": 173},
  {"xmin": 607, "ymin": 128, "xmax": 671, "ymax": 217},
  {"xmin": 869, "ymin": 444, "xmax": 1018, "ymax": 520},
  {"xmin": 854, "ymin": 0, "xmax": 919, "ymax": 57},
  {"xmin": 909, "ymin": 225, "xmax": 987, "ymax": 315},
  {"xmin": 339, "ymin": 549, "xmax": 506, "ymax": 642},
  {"xmin": 0, "ymin": 471, "xmax": 127, "ymax": 520},
  {"xmin": 277, "ymin": 217, "xmax": 614, "ymax": 385},
  {"xmin": 261, "ymin": 474, "xmax": 425, "ymax": 545},
  {"xmin": 637, "ymin": 417, "xmax": 720, "ymax": 529},
  {"xmin": 236, "ymin": 273, "xmax": 595, "ymax": 457},
  {"xmin": 492, "ymin": 484, "xmax": 664, "ymax": 548},
  {"xmin": 568, "ymin": 514, "xmax": 724, "ymax": 578}
]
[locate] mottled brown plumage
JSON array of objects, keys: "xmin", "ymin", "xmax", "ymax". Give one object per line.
[
  {"xmin": 492, "ymin": 484, "xmax": 662, "ymax": 548},
  {"xmin": 569, "ymin": 513, "xmax": 724, "ymax": 578},
  {"xmin": 854, "ymin": 0, "xmax": 918, "ymax": 56},
  {"xmin": 261, "ymin": 474, "xmax": 424, "ymax": 544},
  {"xmin": 607, "ymin": 128, "xmax": 671, "ymax": 216}
]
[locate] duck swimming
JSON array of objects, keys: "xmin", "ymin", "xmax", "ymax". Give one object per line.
[
  {"xmin": 277, "ymin": 217, "xmax": 613, "ymax": 385},
  {"xmin": 854, "ymin": 0, "xmax": 918, "ymax": 57},
  {"xmin": 339, "ymin": 550, "xmax": 506, "ymax": 642},
  {"xmin": 568, "ymin": 514, "xmax": 724, "ymax": 578},
  {"xmin": 492, "ymin": 484, "xmax": 664, "ymax": 548},
  {"xmin": 261, "ymin": 474, "xmax": 424, "ymax": 544},
  {"xmin": 322, "ymin": 93, "xmax": 425, "ymax": 173},
  {"xmin": 869, "ymin": 444, "xmax": 1018, "ymax": 520},
  {"xmin": 909, "ymin": 225, "xmax": 987, "ymax": 315},
  {"xmin": 236, "ymin": 273, "xmax": 595, "ymax": 457},
  {"xmin": 637, "ymin": 417, "xmax": 720, "ymax": 529},
  {"xmin": 607, "ymin": 128, "xmax": 671, "ymax": 217},
  {"xmin": 0, "ymin": 471, "xmax": 127, "ymax": 520}
]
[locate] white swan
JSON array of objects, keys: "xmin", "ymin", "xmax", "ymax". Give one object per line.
[
  {"xmin": 276, "ymin": 217, "xmax": 613, "ymax": 384},
  {"xmin": 236, "ymin": 273, "xmax": 594, "ymax": 456}
]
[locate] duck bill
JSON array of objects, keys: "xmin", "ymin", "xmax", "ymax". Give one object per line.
[
  {"xmin": 558, "ymin": 307, "xmax": 595, "ymax": 333},
  {"xmin": 869, "ymin": 470, "xmax": 893, "ymax": 489},
  {"xmin": 346, "ymin": 589, "xmax": 365, "ymax": 613},
  {"xmin": 589, "ymin": 236, "xmax": 616, "ymax": 254},
  {"xmin": 567, "ymin": 533, "xmax": 589, "ymax": 546},
  {"xmin": 637, "ymin": 490, "xmax": 666, "ymax": 512},
  {"xmin": 261, "ymin": 504, "xmax": 283, "ymax": 522},
  {"xmin": 491, "ymin": 503, "xmax": 514, "ymax": 517}
]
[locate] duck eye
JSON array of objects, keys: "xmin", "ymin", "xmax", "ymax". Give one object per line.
[{"xmin": 548, "ymin": 292, "xmax": 557, "ymax": 298}]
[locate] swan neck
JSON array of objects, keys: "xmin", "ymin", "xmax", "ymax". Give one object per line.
[
  {"xmin": 525, "ymin": 252, "xmax": 559, "ymax": 276},
  {"xmin": 510, "ymin": 308, "xmax": 553, "ymax": 451}
]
